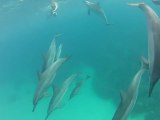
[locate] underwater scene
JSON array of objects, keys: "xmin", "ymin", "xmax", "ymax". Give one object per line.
[{"xmin": 1, "ymin": 0, "xmax": 160, "ymax": 120}]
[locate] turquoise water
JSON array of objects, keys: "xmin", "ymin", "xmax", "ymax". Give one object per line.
[{"xmin": 1, "ymin": 0, "xmax": 160, "ymax": 120}]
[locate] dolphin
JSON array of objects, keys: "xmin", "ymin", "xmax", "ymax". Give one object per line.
[
  {"xmin": 128, "ymin": 3, "xmax": 160, "ymax": 97},
  {"xmin": 152, "ymin": 0, "xmax": 160, "ymax": 5},
  {"xmin": 84, "ymin": 0, "xmax": 110, "ymax": 25},
  {"xmin": 45, "ymin": 73, "xmax": 78, "ymax": 120},
  {"xmin": 50, "ymin": 0, "xmax": 59, "ymax": 16},
  {"xmin": 69, "ymin": 80, "xmax": 83, "ymax": 100},
  {"xmin": 42, "ymin": 34, "xmax": 63, "ymax": 72},
  {"xmin": 69, "ymin": 75, "xmax": 91, "ymax": 100},
  {"xmin": 33, "ymin": 57, "xmax": 69, "ymax": 112},
  {"xmin": 112, "ymin": 58, "xmax": 148, "ymax": 120}
]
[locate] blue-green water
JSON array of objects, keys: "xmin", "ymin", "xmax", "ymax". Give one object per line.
[{"xmin": 1, "ymin": 0, "xmax": 160, "ymax": 120}]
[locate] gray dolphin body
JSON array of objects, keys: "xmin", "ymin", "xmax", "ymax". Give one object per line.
[
  {"xmin": 128, "ymin": 3, "xmax": 160, "ymax": 96},
  {"xmin": 84, "ymin": 0, "xmax": 110, "ymax": 25},
  {"xmin": 42, "ymin": 34, "xmax": 62, "ymax": 73},
  {"xmin": 45, "ymin": 73, "xmax": 78, "ymax": 120},
  {"xmin": 33, "ymin": 57, "xmax": 69, "ymax": 112},
  {"xmin": 69, "ymin": 80, "xmax": 83, "ymax": 100},
  {"xmin": 112, "ymin": 58, "xmax": 147, "ymax": 120},
  {"xmin": 69, "ymin": 75, "xmax": 91, "ymax": 100},
  {"xmin": 152, "ymin": 0, "xmax": 160, "ymax": 5}
]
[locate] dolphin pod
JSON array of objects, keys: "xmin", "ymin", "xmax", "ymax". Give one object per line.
[
  {"xmin": 45, "ymin": 73, "xmax": 79, "ymax": 120},
  {"xmin": 128, "ymin": 3, "xmax": 160, "ymax": 97},
  {"xmin": 112, "ymin": 58, "xmax": 148, "ymax": 120},
  {"xmin": 30, "ymin": 1, "xmax": 160, "ymax": 120},
  {"xmin": 84, "ymin": 0, "xmax": 110, "ymax": 25},
  {"xmin": 33, "ymin": 57, "xmax": 69, "ymax": 112},
  {"xmin": 33, "ymin": 35, "xmax": 68, "ymax": 112}
]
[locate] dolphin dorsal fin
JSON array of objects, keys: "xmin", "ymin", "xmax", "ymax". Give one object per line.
[{"xmin": 120, "ymin": 90, "xmax": 127, "ymax": 103}]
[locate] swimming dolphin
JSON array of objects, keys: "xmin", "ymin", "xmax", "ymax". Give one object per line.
[
  {"xmin": 152, "ymin": 0, "xmax": 160, "ymax": 5},
  {"xmin": 33, "ymin": 57, "xmax": 69, "ymax": 112},
  {"xmin": 112, "ymin": 58, "xmax": 148, "ymax": 120},
  {"xmin": 69, "ymin": 80, "xmax": 83, "ymax": 100},
  {"xmin": 128, "ymin": 3, "xmax": 160, "ymax": 97},
  {"xmin": 42, "ymin": 34, "xmax": 63, "ymax": 72},
  {"xmin": 50, "ymin": 0, "xmax": 59, "ymax": 16},
  {"xmin": 84, "ymin": 0, "xmax": 110, "ymax": 25},
  {"xmin": 69, "ymin": 75, "xmax": 91, "ymax": 100},
  {"xmin": 45, "ymin": 73, "xmax": 78, "ymax": 120}
]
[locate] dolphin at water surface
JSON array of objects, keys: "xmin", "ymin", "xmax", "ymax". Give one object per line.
[
  {"xmin": 128, "ymin": 3, "xmax": 160, "ymax": 97},
  {"xmin": 50, "ymin": 0, "xmax": 59, "ymax": 16},
  {"xmin": 84, "ymin": 0, "xmax": 110, "ymax": 25},
  {"xmin": 112, "ymin": 58, "xmax": 148, "ymax": 120}
]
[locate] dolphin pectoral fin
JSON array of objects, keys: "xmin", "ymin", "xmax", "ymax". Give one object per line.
[
  {"xmin": 141, "ymin": 56, "xmax": 149, "ymax": 69},
  {"xmin": 120, "ymin": 90, "xmax": 127, "ymax": 103},
  {"xmin": 88, "ymin": 9, "xmax": 91, "ymax": 15}
]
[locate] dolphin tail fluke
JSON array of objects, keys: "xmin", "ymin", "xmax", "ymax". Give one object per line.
[
  {"xmin": 52, "ymin": 11, "xmax": 57, "ymax": 16},
  {"xmin": 141, "ymin": 56, "xmax": 149, "ymax": 69}
]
